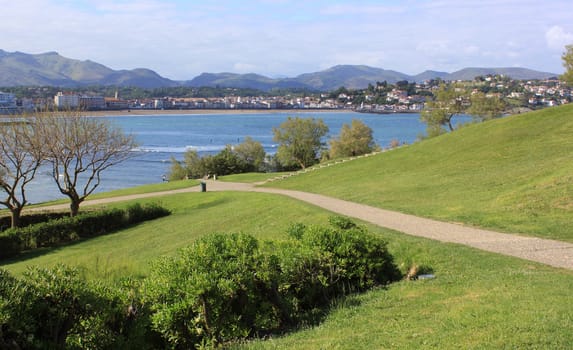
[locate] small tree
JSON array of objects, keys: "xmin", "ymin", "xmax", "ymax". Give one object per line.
[
  {"xmin": 467, "ymin": 91, "xmax": 506, "ymax": 121},
  {"xmin": 0, "ymin": 118, "xmax": 45, "ymax": 227},
  {"xmin": 273, "ymin": 117, "xmax": 329, "ymax": 169},
  {"xmin": 36, "ymin": 111, "xmax": 137, "ymax": 216},
  {"xmin": 329, "ymin": 119, "xmax": 377, "ymax": 158},
  {"xmin": 420, "ymin": 83, "xmax": 467, "ymax": 137},
  {"xmin": 168, "ymin": 149, "xmax": 204, "ymax": 180},
  {"xmin": 561, "ymin": 44, "xmax": 573, "ymax": 85},
  {"xmin": 204, "ymin": 145, "xmax": 252, "ymax": 176},
  {"xmin": 234, "ymin": 136, "xmax": 266, "ymax": 172}
]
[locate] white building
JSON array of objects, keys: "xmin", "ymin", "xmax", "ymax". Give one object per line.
[
  {"xmin": 54, "ymin": 92, "xmax": 80, "ymax": 108},
  {"xmin": 0, "ymin": 91, "xmax": 16, "ymax": 107}
]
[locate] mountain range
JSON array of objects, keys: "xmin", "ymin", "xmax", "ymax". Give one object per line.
[{"xmin": 0, "ymin": 49, "xmax": 559, "ymax": 91}]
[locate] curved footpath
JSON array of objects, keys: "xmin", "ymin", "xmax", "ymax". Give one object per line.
[{"xmin": 32, "ymin": 180, "xmax": 573, "ymax": 271}]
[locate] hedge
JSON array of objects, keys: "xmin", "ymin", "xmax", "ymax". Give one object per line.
[{"xmin": 0, "ymin": 203, "xmax": 170, "ymax": 260}]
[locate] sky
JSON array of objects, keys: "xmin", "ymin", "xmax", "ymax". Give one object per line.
[{"xmin": 1, "ymin": 0, "xmax": 572, "ymax": 80}]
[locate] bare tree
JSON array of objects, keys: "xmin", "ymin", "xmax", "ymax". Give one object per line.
[
  {"xmin": 0, "ymin": 118, "xmax": 45, "ymax": 227},
  {"xmin": 36, "ymin": 111, "xmax": 138, "ymax": 216}
]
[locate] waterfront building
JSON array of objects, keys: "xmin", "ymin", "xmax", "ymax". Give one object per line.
[
  {"xmin": 0, "ymin": 91, "xmax": 16, "ymax": 107},
  {"xmin": 54, "ymin": 91, "xmax": 80, "ymax": 108},
  {"xmin": 80, "ymin": 95, "xmax": 106, "ymax": 110}
]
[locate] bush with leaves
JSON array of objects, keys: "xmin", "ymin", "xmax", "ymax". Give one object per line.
[
  {"xmin": 0, "ymin": 266, "xmax": 154, "ymax": 349},
  {"xmin": 0, "ymin": 203, "xmax": 171, "ymax": 260},
  {"xmin": 144, "ymin": 217, "xmax": 400, "ymax": 348},
  {"xmin": 144, "ymin": 233, "xmax": 285, "ymax": 348},
  {"xmin": 298, "ymin": 217, "xmax": 401, "ymax": 295}
]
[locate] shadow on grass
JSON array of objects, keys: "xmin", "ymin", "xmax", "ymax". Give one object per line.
[
  {"xmin": 1, "ymin": 213, "xmax": 171, "ymax": 266},
  {"xmin": 189, "ymin": 196, "xmax": 232, "ymax": 210}
]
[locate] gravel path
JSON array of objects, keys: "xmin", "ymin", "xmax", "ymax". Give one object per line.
[{"xmin": 31, "ymin": 180, "xmax": 573, "ymax": 270}]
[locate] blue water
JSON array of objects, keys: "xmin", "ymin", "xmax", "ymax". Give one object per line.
[{"xmin": 27, "ymin": 111, "xmax": 432, "ymax": 204}]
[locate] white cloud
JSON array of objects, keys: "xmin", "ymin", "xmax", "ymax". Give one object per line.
[
  {"xmin": 545, "ymin": 26, "xmax": 573, "ymax": 50},
  {"xmin": 1, "ymin": 0, "xmax": 572, "ymax": 78}
]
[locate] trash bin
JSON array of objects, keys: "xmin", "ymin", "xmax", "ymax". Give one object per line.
[{"xmin": 200, "ymin": 181, "xmax": 207, "ymax": 192}]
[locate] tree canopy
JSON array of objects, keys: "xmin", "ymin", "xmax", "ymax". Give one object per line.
[
  {"xmin": 329, "ymin": 119, "xmax": 377, "ymax": 158},
  {"xmin": 169, "ymin": 137, "xmax": 266, "ymax": 180},
  {"xmin": 561, "ymin": 44, "xmax": 573, "ymax": 85},
  {"xmin": 421, "ymin": 82, "xmax": 507, "ymax": 137},
  {"xmin": 420, "ymin": 83, "xmax": 466, "ymax": 137},
  {"xmin": 273, "ymin": 117, "xmax": 329, "ymax": 169}
]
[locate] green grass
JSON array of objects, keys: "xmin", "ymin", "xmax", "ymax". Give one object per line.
[
  {"xmin": 265, "ymin": 104, "xmax": 573, "ymax": 241},
  {"xmin": 12, "ymin": 179, "xmax": 199, "ymax": 211},
  {"xmin": 3, "ymin": 191, "xmax": 572, "ymax": 348},
  {"xmin": 220, "ymin": 172, "xmax": 289, "ymax": 183},
  {"xmin": 236, "ymin": 231, "xmax": 573, "ymax": 349},
  {"xmin": 2, "ymin": 192, "xmax": 331, "ymax": 281},
  {"xmin": 3, "ymin": 106, "xmax": 573, "ymax": 348}
]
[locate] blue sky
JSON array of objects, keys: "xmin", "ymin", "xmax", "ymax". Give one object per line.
[{"xmin": 1, "ymin": 0, "xmax": 572, "ymax": 80}]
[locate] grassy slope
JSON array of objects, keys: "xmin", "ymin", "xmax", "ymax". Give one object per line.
[
  {"xmin": 265, "ymin": 104, "xmax": 573, "ymax": 241},
  {"xmin": 3, "ymin": 192, "xmax": 573, "ymax": 348},
  {"xmin": 2, "ymin": 192, "xmax": 331, "ymax": 281},
  {"xmin": 3, "ymin": 106, "xmax": 573, "ymax": 348}
]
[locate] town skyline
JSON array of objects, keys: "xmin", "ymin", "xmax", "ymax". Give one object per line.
[{"xmin": 1, "ymin": 1, "xmax": 572, "ymax": 80}]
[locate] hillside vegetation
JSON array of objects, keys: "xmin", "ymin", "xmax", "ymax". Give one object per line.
[
  {"xmin": 3, "ymin": 192, "xmax": 573, "ymax": 348},
  {"xmin": 266, "ymin": 104, "xmax": 573, "ymax": 241}
]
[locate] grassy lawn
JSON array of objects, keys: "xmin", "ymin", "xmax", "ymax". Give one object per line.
[
  {"xmin": 236, "ymin": 231, "xmax": 573, "ymax": 349},
  {"xmin": 220, "ymin": 172, "xmax": 290, "ymax": 183},
  {"xmin": 3, "ymin": 105, "xmax": 573, "ymax": 348},
  {"xmin": 2, "ymin": 191, "xmax": 573, "ymax": 348},
  {"xmin": 265, "ymin": 104, "xmax": 573, "ymax": 241},
  {"xmin": 13, "ymin": 179, "xmax": 200, "ymax": 212},
  {"xmin": 2, "ymin": 192, "xmax": 331, "ymax": 281}
]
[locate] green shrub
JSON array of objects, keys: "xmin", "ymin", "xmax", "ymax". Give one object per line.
[
  {"xmin": 0, "ymin": 203, "xmax": 171, "ymax": 260},
  {"xmin": 0, "ymin": 266, "xmax": 156, "ymax": 350},
  {"xmin": 0, "ymin": 212, "xmax": 68, "ymax": 232},
  {"xmin": 145, "ymin": 217, "xmax": 400, "ymax": 348},
  {"xmin": 145, "ymin": 233, "xmax": 285, "ymax": 348},
  {"xmin": 0, "ymin": 232, "xmax": 22, "ymax": 260},
  {"xmin": 297, "ymin": 217, "xmax": 402, "ymax": 294},
  {"xmin": 0, "ymin": 217, "xmax": 399, "ymax": 348}
]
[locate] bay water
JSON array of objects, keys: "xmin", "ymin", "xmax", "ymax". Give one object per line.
[{"xmin": 26, "ymin": 111, "xmax": 430, "ymax": 204}]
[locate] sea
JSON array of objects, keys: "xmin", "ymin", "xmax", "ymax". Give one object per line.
[{"xmin": 25, "ymin": 111, "xmax": 437, "ymax": 204}]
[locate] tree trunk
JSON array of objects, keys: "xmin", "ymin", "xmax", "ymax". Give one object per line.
[
  {"xmin": 447, "ymin": 115, "xmax": 454, "ymax": 131},
  {"xmin": 70, "ymin": 200, "xmax": 81, "ymax": 217},
  {"xmin": 10, "ymin": 207, "xmax": 22, "ymax": 228}
]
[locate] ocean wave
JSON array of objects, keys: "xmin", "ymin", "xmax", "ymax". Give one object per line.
[{"xmin": 132, "ymin": 145, "xmax": 228, "ymax": 153}]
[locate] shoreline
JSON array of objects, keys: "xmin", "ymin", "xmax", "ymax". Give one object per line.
[{"xmin": 84, "ymin": 108, "xmax": 356, "ymax": 117}]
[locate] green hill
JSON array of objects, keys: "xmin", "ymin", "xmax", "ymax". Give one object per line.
[
  {"xmin": 3, "ymin": 106, "xmax": 573, "ymax": 348},
  {"xmin": 267, "ymin": 104, "xmax": 573, "ymax": 241}
]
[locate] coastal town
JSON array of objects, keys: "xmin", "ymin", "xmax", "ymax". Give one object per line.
[{"xmin": 0, "ymin": 75, "xmax": 571, "ymax": 114}]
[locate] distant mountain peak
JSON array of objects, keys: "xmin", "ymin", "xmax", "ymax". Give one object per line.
[{"xmin": 0, "ymin": 49, "xmax": 559, "ymax": 90}]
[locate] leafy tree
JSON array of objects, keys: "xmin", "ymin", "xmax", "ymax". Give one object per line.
[
  {"xmin": 168, "ymin": 157, "xmax": 188, "ymax": 181},
  {"xmin": 234, "ymin": 136, "xmax": 266, "ymax": 172},
  {"xmin": 329, "ymin": 119, "xmax": 378, "ymax": 158},
  {"xmin": 561, "ymin": 44, "xmax": 573, "ymax": 85},
  {"xmin": 467, "ymin": 91, "xmax": 506, "ymax": 121},
  {"xmin": 168, "ymin": 149, "xmax": 204, "ymax": 180},
  {"xmin": 420, "ymin": 83, "xmax": 467, "ymax": 137},
  {"xmin": 203, "ymin": 145, "xmax": 250, "ymax": 176},
  {"xmin": 273, "ymin": 117, "xmax": 329, "ymax": 169},
  {"xmin": 35, "ymin": 111, "xmax": 137, "ymax": 216},
  {"xmin": 0, "ymin": 119, "xmax": 45, "ymax": 227}
]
